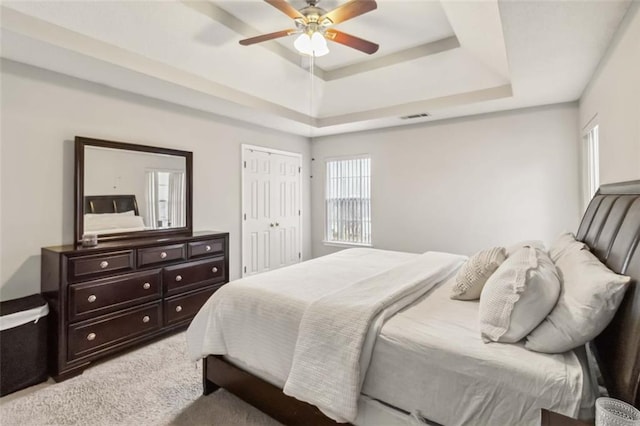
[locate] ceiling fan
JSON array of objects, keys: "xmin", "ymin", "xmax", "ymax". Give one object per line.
[{"xmin": 239, "ymin": 0, "xmax": 379, "ymax": 57}]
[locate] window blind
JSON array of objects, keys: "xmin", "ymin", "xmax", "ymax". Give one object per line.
[{"xmin": 325, "ymin": 157, "xmax": 371, "ymax": 245}]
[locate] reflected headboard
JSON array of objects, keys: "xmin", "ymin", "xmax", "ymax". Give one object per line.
[
  {"xmin": 84, "ymin": 195, "xmax": 140, "ymax": 216},
  {"xmin": 577, "ymin": 180, "xmax": 640, "ymax": 408}
]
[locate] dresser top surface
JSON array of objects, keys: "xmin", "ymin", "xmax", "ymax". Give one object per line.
[{"xmin": 43, "ymin": 231, "xmax": 228, "ymax": 254}]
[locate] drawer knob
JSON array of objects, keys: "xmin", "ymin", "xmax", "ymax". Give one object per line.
[
  {"xmin": 143, "ymin": 282, "xmax": 151, "ymax": 290},
  {"xmin": 175, "ymin": 305, "xmax": 183, "ymax": 313},
  {"xmin": 87, "ymin": 333, "xmax": 96, "ymax": 341},
  {"xmin": 175, "ymin": 275, "xmax": 182, "ymax": 282},
  {"xmin": 99, "ymin": 261, "xmax": 109, "ymax": 269},
  {"xmin": 160, "ymin": 252, "xmax": 167, "ymax": 259},
  {"xmin": 212, "ymin": 267, "xmax": 218, "ymax": 274},
  {"xmin": 205, "ymin": 245, "xmax": 211, "ymax": 252},
  {"xmin": 142, "ymin": 315, "xmax": 150, "ymax": 323},
  {"xmin": 87, "ymin": 295, "xmax": 97, "ymax": 303}
]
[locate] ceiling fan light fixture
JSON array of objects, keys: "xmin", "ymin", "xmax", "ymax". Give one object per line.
[{"xmin": 294, "ymin": 32, "xmax": 329, "ymax": 57}]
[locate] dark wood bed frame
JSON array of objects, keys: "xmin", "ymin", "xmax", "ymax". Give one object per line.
[
  {"xmin": 202, "ymin": 180, "xmax": 640, "ymax": 424},
  {"xmin": 84, "ymin": 194, "xmax": 140, "ymax": 215}
]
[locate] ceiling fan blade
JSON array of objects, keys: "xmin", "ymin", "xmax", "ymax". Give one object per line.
[
  {"xmin": 324, "ymin": 29, "xmax": 379, "ymax": 54},
  {"xmin": 320, "ymin": 0, "xmax": 377, "ymax": 25},
  {"xmin": 239, "ymin": 29, "xmax": 296, "ymax": 46},
  {"xmin": 264, "ymin": 0, "xmax": 306, "ymax": 20}
]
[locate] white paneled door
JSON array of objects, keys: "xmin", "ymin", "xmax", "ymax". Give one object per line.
[{"xmin": 242, "ymin": 146, "xmax": 302, "ymax": 277}]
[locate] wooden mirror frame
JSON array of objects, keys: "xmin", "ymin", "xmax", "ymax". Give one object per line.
[{"xmin": 74, "ymin": 136, "xmax": 193, "ymax": 244}]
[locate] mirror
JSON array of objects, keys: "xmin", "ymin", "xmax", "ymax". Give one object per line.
[{"xmin": 75, "ymin": 137, "xmax": 193, "ymax": 243}]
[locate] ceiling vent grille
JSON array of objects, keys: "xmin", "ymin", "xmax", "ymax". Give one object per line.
[{"xmin": 400, "ymin": 113, "xmax": 430, "ymax": 120}]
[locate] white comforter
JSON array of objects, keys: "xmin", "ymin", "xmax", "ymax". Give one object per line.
[{"xmin": 186, "ymin": 248, "xmax": 465, "ymax": 422}]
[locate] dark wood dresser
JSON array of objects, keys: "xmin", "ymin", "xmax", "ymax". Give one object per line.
[{"xmin": 41, "ymin": 231, "xmax": 229, "ymax": 381}]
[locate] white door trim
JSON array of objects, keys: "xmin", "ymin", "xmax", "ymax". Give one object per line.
[{"xmin": 241, "ymin": 144, "xmax": 303, "ymax": 277}]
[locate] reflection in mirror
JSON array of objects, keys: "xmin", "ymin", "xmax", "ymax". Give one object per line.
[{"xmin": 83, "ymin": 146, "xmax": 187, "ymax": 236}]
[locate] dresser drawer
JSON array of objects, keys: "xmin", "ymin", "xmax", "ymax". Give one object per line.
[
  {"xmin": 68, "ymin": 302, "xmax": 161, "ymax": 360},
  {"xmin": 68, "ymin": 269, "xmax": 161, "ymax": 321},
  {"xmin": 188, "ymin": 238, "xmax": 225, "ymax": 259},
  {"xmin": 163, "ymin": 257, "xmax": 226, "ymax": 296},
  {"xmin": 68, "ymin": 251, "xmax": 134, "ymax": 282},
  {"xmin": 164, "ymin": 286, "xmax": 219, "ymax": 326},
  {"xmin": 137, "ymin": 244, "xmax": 186, "ymax": 267},
  {"xmin": 68, "ymin": 301, "xmax": 162, "ymax": 359}
]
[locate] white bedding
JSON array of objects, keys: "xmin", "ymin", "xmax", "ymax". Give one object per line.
[
  {"xmin": 283, "ymin": 252, "xmax": 465, "ymax": 422},
  {"xmin": 187, "ymin": 248, "xmax": 418, "ymax": 384},
  {"xmin": 186, "ymin": 248, "xmax": 592, "ymax": 425},
  {"xmin": 361, "ymin": 275, "xmax": 594, "ymax": 426},
  {"xmin": 84, "ymin": 212, "xmax": 146, "ymax": 234}
]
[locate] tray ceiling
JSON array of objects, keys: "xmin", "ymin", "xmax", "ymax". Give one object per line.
[{"xmin": 0, "ymin": 0, "xmax": 632, "ymax": 136}]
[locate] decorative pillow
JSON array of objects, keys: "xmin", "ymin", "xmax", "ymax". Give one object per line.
[
  {"xmin": 525, "ymin": 248, "xmax": 630, "ymax": 353},
  {"xmin": 548, "ymin": 232, "xmax": 588, "ymax": 262},
  {"xmin": 479, "ymin": 246, "xmax": 561, "ymax": 343},
  {"xmin": 451, "ymin": 247, "xmax": 507, "ymax": 300},
  {"xmin": 505, "ymin": 240, "xmax": 546, "ymax": 257}
]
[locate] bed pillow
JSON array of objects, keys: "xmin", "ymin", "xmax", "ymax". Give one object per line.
[
  {"xmin": 451, "ymin": 247, "xmax": 507, "ymax": 300},
  {"xmin": 525, "ymin": 249, "xmax": 630, "ymax": 353},
  {"xmin": 548, "ymin": 232, "xmax": 588, "ymax": 262},
  {"xmin": 479, "ymin": 246, "xmax": 561, "ymax": 343}
]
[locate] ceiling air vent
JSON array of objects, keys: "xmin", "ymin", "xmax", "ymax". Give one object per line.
[{"xmin": 400, "ymin": 113, "xmax": 430, "ymax": 120}]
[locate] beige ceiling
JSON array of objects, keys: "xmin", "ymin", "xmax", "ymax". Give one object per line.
[{"xmin": 0, "ymin": 0, "xmax": 632, "ymax": 136}]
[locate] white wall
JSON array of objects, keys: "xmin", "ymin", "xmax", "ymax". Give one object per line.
[
  {"xmin": 311, "ymin": 104, "xmax": 581, "ymax": 258},
  {"xmin": 579, "ymin": 3, "xmax": 640, "ymax": 196},
  {"xmin": 0, "ymin": 59, "xmax": 311, "ymax": 301}
]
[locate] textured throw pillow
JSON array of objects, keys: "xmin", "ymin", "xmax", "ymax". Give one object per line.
[
  {"xmin": 525, "ymin": 248, "xmax": 630, "ymax": 353},
  {"xmin": 451, "ymin": 247, "xmax": 507, "ymax": 300},
  {"xmin": 479, "ymin": 247, "xmax": 561, "ymax": 343},
  {"xmin": 548, "ymin": 232, "xmax": 588, "ymax": 262}
]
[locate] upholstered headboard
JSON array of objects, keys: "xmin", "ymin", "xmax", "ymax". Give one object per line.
[
  {"xmin": 84, "ymin": 195, "xmax": 139, "ymax": 215},
  {"xmin": 576, "ymin": 180, "xmax": 640, "ymax": 408}
]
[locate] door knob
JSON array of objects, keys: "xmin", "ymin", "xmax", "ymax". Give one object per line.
[
  {"xmin": 270, "ymin": 223, "xmax": 274, "ymax": 227},
  {"xmin": 275, "ymin": 222, "xmax": 279, "ymax": 227}
]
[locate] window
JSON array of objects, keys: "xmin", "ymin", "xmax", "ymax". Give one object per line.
[
  {"xmin": 585, "ymin": 125, "xmax": 600, "ymax": 200},
  {"xmin": 145, "ymin": 170, "xmax": 186, "ymax": 229},
  {"xmin": 325, "ymin": 156, "xmax": 371, "ymax": 245}
]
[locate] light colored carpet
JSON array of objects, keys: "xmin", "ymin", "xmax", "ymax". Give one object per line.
[{"xmin": 0, "ymin": 332, "xmax": 283, "ymax": 426}]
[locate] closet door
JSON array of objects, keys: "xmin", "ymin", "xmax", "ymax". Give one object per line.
[
  {"xmin": 270, "ymin": 153, "xmax": 301, "ymax": 270},
  {"xmin": 242, "ymin": 147, "xmax": 301, "ymax": 277}
]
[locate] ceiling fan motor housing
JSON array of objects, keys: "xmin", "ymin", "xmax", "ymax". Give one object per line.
[{"xmin": 300, "ymin": 6, "xmax": 329, "ymax": 24}]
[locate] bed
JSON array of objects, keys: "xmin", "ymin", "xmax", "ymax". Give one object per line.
[
  {"xmin": 187, "ymin": 180, "xmax": 640, "ymax": 425},
  {"xmin": 83, "ymin": 195, "xmax": 147, "ymax": 234}
]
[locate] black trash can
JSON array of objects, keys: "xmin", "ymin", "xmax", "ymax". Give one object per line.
[{"xmin": 0, "ymin": 294, "xmax": 49, "ymax": 396}]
